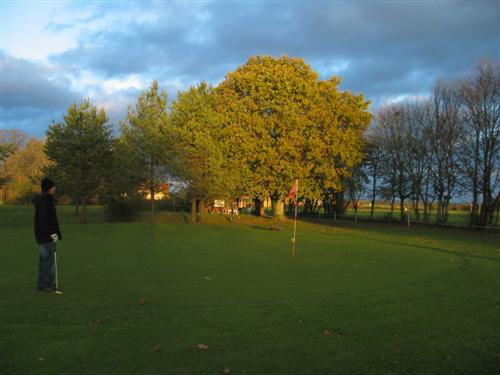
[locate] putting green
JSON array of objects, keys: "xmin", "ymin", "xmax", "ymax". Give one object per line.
[{"xmin": 1, "ymin": 207, "xmax": 499, "ymax": 374}]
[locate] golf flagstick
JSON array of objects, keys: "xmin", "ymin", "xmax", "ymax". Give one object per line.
[
  {"xmin": 292, "ymin": 178, "xmax": 299, "ymax": 257},
  {"xmin": 53, "ymin": 242, "xmax": 63, "ymax": 294}
]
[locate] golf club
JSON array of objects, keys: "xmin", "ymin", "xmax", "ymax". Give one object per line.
[{"xmin": 53, "ymin": 241, "xmax": 63, "ymax": 295}]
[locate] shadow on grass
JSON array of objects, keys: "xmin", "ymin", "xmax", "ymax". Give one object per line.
[
  {"xmin": 357, "ymin": 236, "xmax": 500, "ymax": 263},
  {"xmin": 298, "ymin": 216, "xmax": 500, "ymax": 263},
  {"xmin": 250, "ymin": 225, "xmax": 270, "ymax": 231}
]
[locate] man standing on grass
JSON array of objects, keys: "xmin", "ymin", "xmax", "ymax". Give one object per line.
[{"xmin": 34, "ymin": 178, "xmax": 62, "ymax": 291}]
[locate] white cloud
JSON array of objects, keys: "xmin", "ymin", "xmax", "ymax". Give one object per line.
[{"xmin": 102, "ymin": 75, "xmax": 144, "ymax": 94}]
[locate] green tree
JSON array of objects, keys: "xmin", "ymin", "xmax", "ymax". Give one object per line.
[
  {"xmin": 102, "ymin": 138, "xmax": 144, "ymax": 221},
  {"xmin": 45, "ymin": 99, "xmax": 113, "ymax": 222},
  {"xmin": 2, "ymin": 138, "xmax": 50, "ymax": 203},
  {"xmin": 217, "ymin": 56, "xmax": 371, "ymax": 218},
  {"xmin": 217, "ymin": 56, "xmax": 318, "ymax": 218},
  {"xmin": 121, "ymin": 81, "xmax": 170, "ymax": 222},
  {"xmin": 308, "ymin": 78, "xmax": 371, "ymax": 210},
  {"xmin": 0, "ymin": 129, "xmax": 28, "ymax": 202},
  {"xmin": 169, "ymin": 82, "xmax": 236, "ymax": 222}
]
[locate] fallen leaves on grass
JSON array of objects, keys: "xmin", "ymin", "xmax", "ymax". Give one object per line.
[
  {"xmin": 153, "ymin": 344, "xmax": 161, "ymax": 353},
  {"xmin": 197, "ymin": 343, "xmax": 209, "ymax": 350},
  {"xmin": 223, "ymin": 368, "xmax": 231, "ymax": 374},
  {"xmin": 38, "ymin": 358, "xmax": 44, "ymax": 362},
  {"xmin": 95, "ymin": 319, "xmax": 103, "ymax": 325},
  {"xmin": 323, "ymin": 330, "xmax": 331, "ymax": 336},
  {"xmin": 139, "ymin": 299, "xmax": 147, "ymax": 305}
]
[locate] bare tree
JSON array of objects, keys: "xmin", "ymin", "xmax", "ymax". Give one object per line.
[
  {"xmin": 376, "ymin": 104, "xmax": 414, "ymax": 221},
  {"xmin": 344, "ymin": 165, "xmax": 367, "ymax": 222},
  {"xmin": 368, "ymin": 63, "xmax": 498, "ymax": 227},
  {"xmin": 403, "ymin": 101, "xmax": 431, "ymax": 221},
  {"xmin": 411, "ymin": 100, "xmax": 436, "ymax": 222},
  {"xmin": 424, "ymin": 81, "xmax": 464, "ymax": 224},
  {"xmin": 364, "ymin": 125, "xmax": 383, "ymax": 220},
  {"xmin": 459, "ymin": 61, "xmax": 500, "ymax": 226}
]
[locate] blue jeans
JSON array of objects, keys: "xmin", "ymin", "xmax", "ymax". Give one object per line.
[{"xmin": 37, "ymin": 242, "xmax": 55, "ymax": 289}]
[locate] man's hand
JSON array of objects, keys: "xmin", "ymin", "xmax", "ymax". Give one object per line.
[{"xmin": 50, "ymin": 234, "xmax": 59, "ymax": 243}]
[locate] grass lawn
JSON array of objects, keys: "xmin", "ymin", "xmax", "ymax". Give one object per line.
[{"xmin": 1, "ymin": 205, "xmax": 500, "ymax": 374}]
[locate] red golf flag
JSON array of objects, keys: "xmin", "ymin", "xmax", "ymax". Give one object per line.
[{"xmin": 288, "ymin": 179, "xmax": 298, "ymax": 199}]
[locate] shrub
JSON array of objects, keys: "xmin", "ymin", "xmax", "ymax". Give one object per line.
[{"xmin": 104, "ymin": 197, "xmax": 138, "ymax": 222}]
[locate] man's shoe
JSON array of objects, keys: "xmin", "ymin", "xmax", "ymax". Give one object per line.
[{"xmin": 38, "ymin": 286, "xmax": 56, "ymax": 292}]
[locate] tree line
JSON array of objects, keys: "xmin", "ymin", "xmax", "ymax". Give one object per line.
[
  {"xmin": 0, "ymin": 57, "xmax": 498, "ymax": 227},
  {"xmin": 4, "ymin": 56, "xmax": 370, "ymax": 223},
  {"xmin": 363, "ymin": 61, "xmax": 499, "ymax": 227}
]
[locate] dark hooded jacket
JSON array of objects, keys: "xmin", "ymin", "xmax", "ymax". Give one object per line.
[{"xmin": 34, "ymin": 193, "xmax": 62, "ymax": 244}]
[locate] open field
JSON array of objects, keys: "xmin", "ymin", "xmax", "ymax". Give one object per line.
[
  {"xmin": 1, "ymin": 205, "xmax": 500, "ymax": 374},
  {"xmin": 331, "ymin": 207, "xmax": 492, "ymax": 227}
]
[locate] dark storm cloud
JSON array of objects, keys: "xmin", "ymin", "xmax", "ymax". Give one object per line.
[
  {"xmin": 2, "ymin": 107, "xmax": 57, "ymax": 138},
  {"xmin": 2, "ymin": 52, "xmax": 82, "ymax": 110},
  {"xmin": 6, "ymin": 1, "xmax": 498, "ymax": 136},
  {"xmin": 49, "ymin": 1, "xmax": 498, "ymax": 106},
  {"xmin": 1, "ymin": 52, "xmax": 83, "ymax": 136}
]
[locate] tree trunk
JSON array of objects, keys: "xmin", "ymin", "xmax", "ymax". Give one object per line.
[
  {"xmin": 198, "ymin": 199, "xmax": 205, "ymax": 222},
  {"xmin": 335, "ymin": 191, "xmax": 347, "ymax": 215},
  {"xmin": 313, "ymin": 199, "xmax": 319, "ymax": 215},
  {"xmin": 470, "ymin": 195, "xmax": 478, "ymax": 227},
  {"xmin": 80, "ymin": 199, "xmax": 86, "ymax": 223},
  {"xmin": 150, "ymin": 185, "xmax": 155, "ymax": 223},
  {"xmin": 442, "ymin": 199, "xmax": 450, "ymax": 224},
  {"xmin": 470, "ymin": 129, "xmax": 480, "ymax": 226},
  {"xmin": 423, "ymin": 199, "xmax": 433, "ymax": 223},
  {"xmin": 369, "ymin": 198, "xmax": 375, "ymax": 221},
  {"xmin": 236, "ymin": 196, "xmax": 241, "ymax": 215},
  {"xmin": 253, "ymin": 198, "xmax": 262, "ymax": 216},
  {"xmin": 302, "ymin": 199, "xmax": 309, "ymax": 215},
  {"xmin": 191, "ymin": 196, "xmax": 196, "ymax": 223},
  {"xmin": 399, "ymin": 198, "xmax": 405, "ymax": 222},
  {"xmin": 227, "ymin": 197, "xmax": 233, "ymax": 215},
  {"xmin": 274, "ymin": 200, "xmax": 285, "ymax": 219},
  {"xmin": 423, "ymin": 171, "xmax": 430, "ymax": 223},
  {"xmin": 370, "ymin": 169, "xmax": 377, "ymax": 221}
]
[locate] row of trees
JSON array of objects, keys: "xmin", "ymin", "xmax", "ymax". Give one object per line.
[
  {"xmin": 2, "ymin": 57, "xmax": 497, "ymax": 227},
  {"xmin": 362, "ymin": 62, "xmax": 499, "ymax": 226},
  {"xmin": 40, "ymin": 56, "xmax": 371, "ymax": 222}
]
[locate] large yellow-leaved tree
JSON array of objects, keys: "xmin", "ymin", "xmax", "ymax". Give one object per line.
[{"xmin": 216, "ymin": 55, "xmax": 371, "ymax": 218}]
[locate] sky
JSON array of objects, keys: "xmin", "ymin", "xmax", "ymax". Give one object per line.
[{"xmin": 1, "ymin": 0, "xmax": 499, "ymax": 137}]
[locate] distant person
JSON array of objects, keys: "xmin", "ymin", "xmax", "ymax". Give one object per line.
[{"xmin": 34, "ymin": 178, "xmax": 62, "ymax": 291}]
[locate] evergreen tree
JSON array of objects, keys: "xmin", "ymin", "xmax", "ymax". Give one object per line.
[
  {"xmin": 121, "ymin": 81, "xmax": 170, "ymax": 222},
  {"xmin": 45, "ymin": 99, "xmax": 113, "ymax": 222}
]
